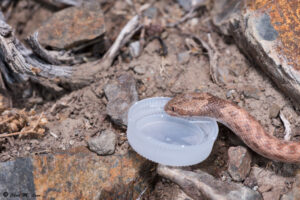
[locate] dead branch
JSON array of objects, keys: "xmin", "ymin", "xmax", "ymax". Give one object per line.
[
  {"xmin": 166, "ymin": 1, "xmax": 207, "ymax": 28},
  {"xmin": 0, "ymin": 13, "xmax": 142, "ymax": 93},
  {"xmin": 193, "ymin": 34, "xmax": 222, "ymax": 85},
  {"xmin": 26, "ymin": 32, "xmax": 62, "ymax": 65},
  {"xmin": 36, "ymin": 0, "xmax": 82, "ymax": 8},
  {"xmin": 103, "ymin": 15, "xmax": 142, "ymax": 66}
]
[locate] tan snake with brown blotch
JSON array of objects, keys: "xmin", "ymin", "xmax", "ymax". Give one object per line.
[{"xmin": 164, "ymin": 92, "xmax": 300, "ymax": 163}]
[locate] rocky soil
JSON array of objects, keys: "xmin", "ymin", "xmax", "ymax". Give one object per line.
[{"xmin": 0, "ymin": 0, "xmax": 299, "ymax": 199}]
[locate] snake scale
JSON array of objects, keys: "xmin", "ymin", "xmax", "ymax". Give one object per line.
[{"xmin": 165, "ymin": 92, "xmax": 300, "ymax": 163}]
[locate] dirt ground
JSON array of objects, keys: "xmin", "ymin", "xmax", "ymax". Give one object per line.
[{"xmin": 1, "ymin": 0, "xmax": 300, "ymax": 199}]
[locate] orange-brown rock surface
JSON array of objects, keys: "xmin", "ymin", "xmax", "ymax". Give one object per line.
[{"xmin": 212, "ymin": 0, "xmax": 300, "ymax": 106}]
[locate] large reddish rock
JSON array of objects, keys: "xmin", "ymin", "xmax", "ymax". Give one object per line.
[
  {"xmin": 212, "ymin": 0, "xmax": 300, "ymax": 106},
  {"xmin": 0, "ymin": 147, "xmax": 148, "ymax": 199},
  {"xmin": 38, "ymin": 5, "xmax": 105, "ymax": 49}
]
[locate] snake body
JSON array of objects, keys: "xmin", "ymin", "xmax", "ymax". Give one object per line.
[{"xmin": 165, "ymin": 92, "xmax": 300, "ymax": 163}]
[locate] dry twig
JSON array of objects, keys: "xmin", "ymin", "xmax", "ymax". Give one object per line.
[
  {"xmin": 193, "ymin": 34, "xmax": 222, "ymax": 85},
  {"xmin": 166, "ymin": 1, "xmax": 207, "ymax": 28},
  {"xmin": 0, "ymin": 112, "xmax": 46, "ymax": 138},
  {"xmin": 103, "ymin": 15, "xmax": 142, "ymax": 66},
  {"xmin": 280, "ymin": 111, "xmax": 292, "ymax": 141}
]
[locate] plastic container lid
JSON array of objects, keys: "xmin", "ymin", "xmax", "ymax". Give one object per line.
[{"xmin": 127, "ymin": 97, "xmax": 219, "ymax": 166}]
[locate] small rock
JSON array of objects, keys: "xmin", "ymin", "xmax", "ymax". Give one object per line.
[
  {"xmin": 271, "ymin": 118, "xmax": 282, "ymax": 127},
  {"xmin": 269, "ymin": 103, "xmax": 281, "ymax": 118},
  {"xmin": 242, "ymin": 86, "xmax": 261, "ymax": 100},
  {"xmin": 104, "ymin": 74, "xmax": 138, "ymax": 126},
  {"xmin": 226, "ymin": 89, "xmax": 238, "ymax": 99},
  {"xmin": 133, "ymin": 65, "xmax": 146, "ymax": 75},
  {"xmin": 228, "ymin": 146, "xmax": 252, "ymax": 181},
  {"xmin": 177, "ymin": 0, "xmax": 207, "ymax": 11},
  {"xmin": 38, "ymin": 5, "xmax": 105, "ymax": 49},
  {"xmin": 22, "ymin": 88, "xmax": 32, "ymax": 98},
  {"xmin": 129, "ymin": 41, "xmax": 141, "ymax": 58},
  {"xmin": 177, "ymin": 51, "xmax": 190, "ymax": 64},
  {"xmin": 247, "ymin": 167, "xmax": 294, "ymax": 200},
  {"xmin": 157, "ymin": 165, "xmax": 262, "ymax": 200},
  {"xmin": 143, "ymin": 7, "xmax": 158, "ymax": 19},
  {"xmin": 88, "ymin": 130, "xmax": 116, "ymax": 155}
]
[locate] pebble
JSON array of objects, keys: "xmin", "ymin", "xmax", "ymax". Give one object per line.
[
  {"xmin": 104, "ymin": 73, "xmax": 138, "ymax": 126},
  {"xmin": 38, "ymin": 5, "xmax": 105, "ymax": 49},
  {"xmin": 177, "ymin": 0, "xmax": 207, "ymax": 11},
  {"xmin": 271, "ymin": 118, "xmax": 282, "ymax": 127},
  {"xmin": 242, "ymin": 86, "xmax": 261, "ymax": 100},
  {"xmin": 88, "ymin": 129, "xmax": 117, "ymax": 155},
  {"xmin": 227, "ymin": 146, "xmax": 252, "ymax": 181},
  {"xmin": 133, "ymin": 65, "xmax": 147, "ymax": 75},
  {"xmin": 226, "ymin": 89, "xmax": 238, "ymax": 99},
  {"xmin": 129, "ymin": 41, "xmax": 141, "ymax": 58},
  {"xmin": 143, "ymin": 7, "xmax": 158, "ymax": 19},
  {"xmin": 157, "ymin": 164, "xmax": 262, "ymax": 200},
  {"xmin": 269, "ymin": 103, "xmax": 281, "ymax": 118},
  {"xmin": 177, "ymin": 51, "xmax": 190, "ymax": 64}
]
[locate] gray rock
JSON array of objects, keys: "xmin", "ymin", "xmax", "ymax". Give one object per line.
[
  {"xmin": 143, "ymin": 7, "xmax": 158, "ymax": 19},
  {"xmin": 104, "ymin": 73, "xmax": 138, "ymax": 126},
  {"xmin": 129, "ymin": 41, "xmax": 141, "ymax": 58},
  {"xmin": 133, "ymin": 65, "xmax": 146, "ymax": 75},
  {"xmin": 228, "ymin": 146, "xmax": 251, "ymax": 181},
  {"xmin": 242, "ymin": 86, "xmax": 260, "ymax": 100},
  {"xmin": 0, "ymin": 158, "xmax": 35, "ymax": 198},
  {"xmin": 246, "ymin": 167, "xmax": 294, "ymax": 200},
  {"xmin": 226, "ymin": 89, "xmax": 238, "ymax": 99},
  {"xmin": 211, "ymin": 0, "xmax": 300, "ymax": 108},
  {"xmin": 88, "ymin": 129, "xmax": 117, "ymax": 155},
  {"xmin": 269, "ymin": 103, "xmax": 281, "ymax": 118},
  {"xmin": 177, "ymin": 0, "xmax": 207, "ymax": 11},
  {"xmin": 177, "ymin": 0, "xmax": 193, "ymax": 11},
  {"xmin": 157, "ymin": 164, "xmax": 262, "ymax": 200},
  {"xmin": 177, "ymin": 51, "xmax": 190, "ymax": 64}
]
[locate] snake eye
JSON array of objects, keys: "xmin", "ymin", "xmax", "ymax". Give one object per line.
[{"xmin": 171, "ymin": 107, "xmax": 175, "ymax": 112}]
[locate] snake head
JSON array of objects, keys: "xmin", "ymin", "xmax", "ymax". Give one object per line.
[{"xmin": 164, "ymin": 93, "xmax": 212, "ymax": 116}]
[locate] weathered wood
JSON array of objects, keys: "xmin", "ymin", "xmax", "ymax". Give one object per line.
[
  {"xmin": 36, "ymin": 0, "xmax": 82, "ymax": 8},
  {"xmin": 0, "ymin": 19, "xmax": 11, "ymax": 36},
  {"xmin": 26, "ymin": 32, "xmax": 62, "ymax": 65},
  {"xmin": 0, "ymin": 13, "xmax": 141, "ymax": 94}
]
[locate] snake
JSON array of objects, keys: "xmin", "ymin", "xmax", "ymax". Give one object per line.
[{"xmin": 164, "ymin": 92, "xmax": 300, "ymax": 163}]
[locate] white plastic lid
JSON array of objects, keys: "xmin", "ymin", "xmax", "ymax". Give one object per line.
[{"xmin": 127, "ymin": 97, "xmax": 219, "ymax": 166}]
